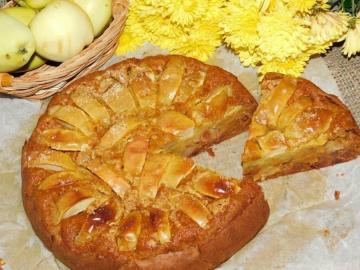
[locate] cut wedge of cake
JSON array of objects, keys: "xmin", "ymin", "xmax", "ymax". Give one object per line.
[
  {"xmin": 242, "ymin": 73, "xmax": 360, "ymax": 181},
  {"xmin": 22, "ymin": 55, "xmax": 269, "ymax": 270}
]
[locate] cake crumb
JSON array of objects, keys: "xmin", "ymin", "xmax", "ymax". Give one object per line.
[
  {"xmin": 206, "ymin": 147, "xmax": 215, "ymax": 157},
  {"xmin": 323, "ymin": 228, "xmax": 330, "ymax": 237},
  {"xmin": 334, "ymin": 190, "xmax": 341, "ymax": 201}
]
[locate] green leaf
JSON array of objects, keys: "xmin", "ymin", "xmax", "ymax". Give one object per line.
[{"xmin": 342, "ymin": 0, "xmax": 360, "ymax": 14}]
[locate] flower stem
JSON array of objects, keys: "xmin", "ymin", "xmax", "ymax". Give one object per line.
[{"xmin": 352, "ymin": 0, "xmax": 355, "ymax": 15}]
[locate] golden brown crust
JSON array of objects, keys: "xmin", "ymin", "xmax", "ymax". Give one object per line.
[
  {"xmin": 22, "ymin": 161, "xmax": 269, "ymax": 270},
  {"xmin": 22, "ymin": 55, "xmax": 267, "ymax": 270},
  {"xmin": 242, "ymin": 73, "xmax": 360, "ymax": 181}
]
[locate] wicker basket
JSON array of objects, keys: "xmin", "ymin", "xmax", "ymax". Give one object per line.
[{"xmin": 0, "ymin": 0, "xmax": 128, "ymax": 99}]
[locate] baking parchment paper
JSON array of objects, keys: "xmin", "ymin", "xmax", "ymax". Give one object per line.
[{"xmin": 0, "ymin": 45, "xmax": 359, "ymax": 270}]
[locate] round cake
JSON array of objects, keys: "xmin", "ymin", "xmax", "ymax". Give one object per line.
[{"xmin": 22, "ymin": 55, "xmax": 269, "ymax": 270}]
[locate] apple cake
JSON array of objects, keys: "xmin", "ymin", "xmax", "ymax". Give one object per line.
[
  {"xmin": 242, "ymin": 73, "xmax": 360, "ymax": 181},
  {"xmin": 22, "ymin": 55, "xmax": 269, "ymax": 270}
]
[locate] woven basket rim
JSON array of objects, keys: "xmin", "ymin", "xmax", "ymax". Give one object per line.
[{"xmin": 0, "ymin": 0, "xmax": 128, "ymax": 99}]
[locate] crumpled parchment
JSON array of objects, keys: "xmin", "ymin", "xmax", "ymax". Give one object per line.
[{"xmin": 0, "ymin": 45, "xmax": 359, "ymax": 270}]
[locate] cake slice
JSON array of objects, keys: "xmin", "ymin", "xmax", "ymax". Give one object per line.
[{"xmin": 242, "ymin": 73, "xmax": 360, "ymax": 181}]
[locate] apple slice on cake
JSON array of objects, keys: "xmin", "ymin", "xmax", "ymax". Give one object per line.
[{"xmin": 242, "ymin": 73, "xmax": 360, "ymax": 181}]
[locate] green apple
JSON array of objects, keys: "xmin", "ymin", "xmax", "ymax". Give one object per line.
[
  {"xmin": 71, "ymin": 0, "xmax": 112, "ymax": 37},
  {"xmin": 0, "ymin": 12, "xmax": 35, "ymax": 73},
  {"xmin": 2, "ymin": 7, "xmax": 36, "ymax": 25},
  {"xmin": 24, "ymin": 0, "xmax": 53, "ymax": 9}
]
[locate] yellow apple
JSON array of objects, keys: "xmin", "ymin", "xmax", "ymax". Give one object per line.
[
  {"xmin": 17, "ymin": 0, "xmax": 33, "ymax": 9},
  {"xmin": 15, "ymin": 54, "xmax": 46, "ymax": 73},
  {"xmin": 3, "ymin": 7, "xmax": 46, "ymax": 72},
  {"xmin": 30, "ymin": 0, "xmax": 94, "ymax": 62},
  {"xmin": 71, "ymin": 0, "xmax": 112, "ymax": 37},
  {"xmin": 0, "ymin": 12, "xmax": 35, "ymax": 73},
  {"xmin": 24, "ymin": 0, "xmax": 52, "ymax": 9},
  {"xmin": 2, "ymin": 7, "xmax": 36, "ymax": 25}
]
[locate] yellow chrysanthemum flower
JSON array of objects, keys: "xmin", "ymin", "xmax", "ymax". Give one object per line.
[
  {"xmin": 307, "ymin": 11, "xmax": 349, "ymax": 46},
  {"xmin": 259, "ymin": 53, "xmax": 311, "ymax": 78},
  {"xmin": 165, "ymin": 0, "xmax": 207, "ymax": 26},
  {"xmin": 145, "ymin": 14, "xmax": 184, "ymax": 40},
  {"xmin": 127, "ymin": 0, "xmax": 186, "ymax": 46},
  {"xmin": 205, "ymin": 0, "xmax": 226, "ymax": 20},
  {"xmin": 116, "ymin": 0, "xmax": 352, "ymax": 76},
  {"xmin": 256, "ymin": 0, "xmax": 278, "ymax": 13},
  {"xmin": 116, "ymin": 5, "xmax": 147, "ymax": 55},
  {"xmin": 116, "ymin": 28, "xmax": 144, "ymax": 54},
  {"xmin": 133, "ymin": 0, "xmax": 165, "ymax": 17},
  {"xmin": 173, "ymin": 20, "xmax": 222, "ymax": 61},
  {"xmin": 258, "ymin": 8, "xmax": 309, "ymax": 61},
  {"xmin": 116, "ymin": 0, "xmax": 222, "ymax": 60},
  {"xmin": 283, "ymin": 0, "xmax": 329, "ymax": 13},
  {"xmin": 221, "ymin": 2, "xmax": 260, "ymax": 50},
  {"xmin": 343, "ymin": 15, "xmax": 360, "ymax": 57},
  {"xmin": 285, "ymin": 0, "xmax": 316, "ymax": 13},
  {"xmin": 237, "ymin": 49, "xmax": 261, "ymax": 67},
  {"xmin": 283, "ymin": 0, "xmax": 316, "ymax": 13},
  {"xmin": 305, "ymin": 42, "xmax": 332, "ymax": 55}
]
